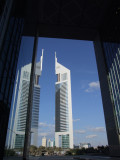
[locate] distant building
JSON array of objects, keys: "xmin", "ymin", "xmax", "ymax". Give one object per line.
[
  {"xmin": 74, "ymin": 145, "xmax": 79, "ymax": 149},
  {"xmin": 51, "ymin": 141, "xmax": 54, "ymax": 147},
  {"xmin": 79, "ymin": 143, "xmax": 91, "ymax": 149},
  {"xmin": 48, "ymin": 139, "xmax": 54, "ymax": 147},
  {"xmin": 48, "ymin": 139, "xmax": 51, "ymax": 147},
  {"xmin": 42, "ymin": 137, "xmax": 47, "ymax": 147},
  {"xmin": 53, "ymin": 138, "xmax": 55, "ymax": 147}
]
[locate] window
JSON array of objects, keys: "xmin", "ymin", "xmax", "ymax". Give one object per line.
[
  {"xmin": 61, "ymin": 73, "xmax": 67, "ymax": 81},
  {"xmin": 23, "ymin": 71, "xmax": 29, "ymax": 80}
]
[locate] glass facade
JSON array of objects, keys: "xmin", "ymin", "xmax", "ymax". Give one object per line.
[
  {"xmin": 55, "ymin": 82, "xmax": 69, "ymax": 132},
  {"xmin": 55, "ymin": 55, "xmax": 73, "ymax": 149},
  {"xmin": 0, "ymin": 0, "xmax": 12, "ymax": 44},
  {"xmin": 0, "ymin": 16, "xmax": 24, "ymax": 106},
  {"xmin": 15, "ymin": 134, "xmax": 24, "ymax": 149},
  {"xmin": 5, "ymin": 37, "xmax": 34, "ymax": 152},
  {"xmin": 62, "ymin": 134, "xmax": 69, "ymax": 148},
  {"xmin": 13, "ymin": 65, "xmax": 31, "ymax": 149},
  {"xmin": 0, "ymin": 0, "xmax": 24, "ymax": 158},
  {"xmin": 103, "ymin": 43, "xmax": 120, "ymax": 133},
  {"xmin": 30, "ymin": 85, "xmax": 40, "ymax": 146},
  {"xmin": 31, "ymin": 86, "xmax": 40, "ymax": 129},
  {"xmin": 8, "ymin": 62, "xmax": 41, "ymax": 149}
]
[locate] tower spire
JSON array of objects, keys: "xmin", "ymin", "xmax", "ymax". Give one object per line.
[
  {"xmin": 40, "ymin": 49, "xmax": 44, "ymax": 72},
  {"xmin": 55, "ymin": 51, "xmax": 57, "ymax": 73}
]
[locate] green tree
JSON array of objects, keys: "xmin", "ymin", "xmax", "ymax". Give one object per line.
[
  {"xmin": 29, "ymin": 145, "xmax": 37, "ymax": 156},
  {"xmin": 4, "ymin": 149, "xmax": 16, "ymax": 156}
]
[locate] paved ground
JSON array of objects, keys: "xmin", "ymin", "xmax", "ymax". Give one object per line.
[
  {"xmin": 3, "ymin": 155, "xmax": 120, "ymax": 160},
  {"xmin": 74, "ymin": 155, "xmax": 120, "ymax": 160},
  {"xmin": 3, "ymin": 156, "xmax": 73, "ymax": 160}
]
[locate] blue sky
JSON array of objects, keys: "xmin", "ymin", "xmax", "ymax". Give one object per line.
[
  {"xmin": 36, "ymin": 37, "xmax": 108, "ymax": 147},
  {"xmin": 16, "ymin": 37, "xmax": 108, "ymax": 147}
]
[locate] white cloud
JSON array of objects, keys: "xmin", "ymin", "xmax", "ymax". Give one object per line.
[
  {"xmin": 39, "ymin": 122, "xmax": 55, "ymax": 128},
  {"xmin": 89, "ymin": 127, "xmax": 105, "ymax": 132},
  {"xmin": 86, "ymin": 135, "xmax": 97, "ymax": 139},
  {"xmin": 39, "ymin": 122, "xmax": 47, "ymax": 127},
  {"xmin": 89, "ymin": 81, "xmax": 100, "ymax": 88},
  {"xmin": 38, "ymin": 132, "xmax": 49, "ymax": 137},
  {"xmin": 75, "ymin": 130, "xmax": 86, "ymax": 134},
  {"xmin": 85, "ymin": 81, "xmax": 100, "ymax": 92},
  {"xmin": 38, "ymin": 130, "xmax": 54, "ymax": 136},
  {"xmin": 73, "ymin": 119, "xmax": 80, "ymax": 122}
]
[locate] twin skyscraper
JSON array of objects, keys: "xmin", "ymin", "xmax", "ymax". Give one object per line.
[
  {"xmin": 7, "ymin": 50, "xmax": 73, "ymax": 149},
  {"xmin": 55, "ymin": 53, "xmax": 73, "ymax": 148}
]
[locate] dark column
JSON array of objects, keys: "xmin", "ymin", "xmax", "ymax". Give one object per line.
[
  {"xmin": 0, "ymin": 0, "xmax": 14, "ymax": 51},
  {"xmin": 0, "ymin": 1, "xmax": 24, "ymax": 159},
  {"xmin": 94, "ymin": 35, "xmax": 120, "ymax": 156},
  {"xmin": 0, "ymin": 103, "xmax": 10, "ymax": 160},
  {"xmin": 23, "ymin": 32, "xmax": 38, "ymax": 160}
]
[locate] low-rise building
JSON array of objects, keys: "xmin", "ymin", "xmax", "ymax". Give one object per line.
[
  {"xmin": 48, "ymin": 139, "xmax": 54, "ymax": 147},
  {"xmin": 42, "ymin": 137, "xmax": 47, "ymax": 147},
  {"xmin": 79, "ymin": 143, "xmax": 91, "ymax": 149},
  {"xmin": 74, "ymin": 145, "xmax": 79, "ymax": 149}
]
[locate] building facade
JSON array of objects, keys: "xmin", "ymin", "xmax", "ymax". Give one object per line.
[
  {"xmin": 103, "ymin": 43, "xmax": 120, "ymax": 134},
  {"xmin": 42, "ymin": 137, "xmax": 47, "ymax": 147},
  {"xmin": 0, "ymin": 0, "xmax": 24, "ymax": 158},
  {"xmin": 94, "ymin": 39, "xmax": 120, "ymax": 155},
  {"xmin": 48, "ymin": 139, "xmax": 54, "ymax": 147},
  {"xmin": 48, "ymin": 139, "xmax": 51, "ymax": 147},
  {"xmin": 79, "ymin": 143, "xmax": 91, "ymax": 149},
  {"xmin": 55, "ymin": 53, "xmax": 73, "ymax": 149},
  {"xmin": 8, "ymin": 51, "xmax": 43, "ymax": 149}
]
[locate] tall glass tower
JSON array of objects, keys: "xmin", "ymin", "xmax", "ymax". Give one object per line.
[
  {"xmin": 8, "ymin": 51, "xmax": 43, "ymax": 148},
  {"xmin": 94, "ymin": 38, "xmax": 120, "ymax": 155},
  {"xmin": 103, "ymin": 43, "xmax": 120, "ymax": 134},
  {"xmin": 55, "ymin": 53, "xmax": 73, "ymax": 149}
]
